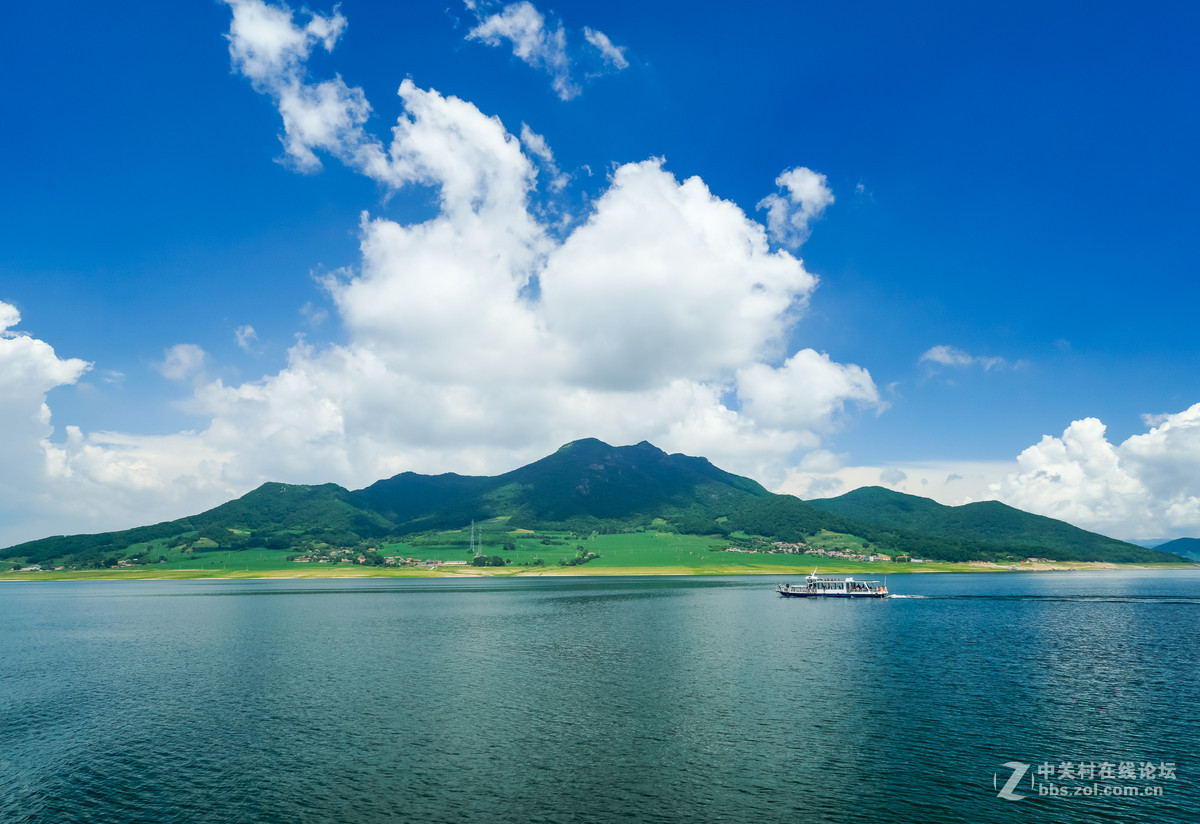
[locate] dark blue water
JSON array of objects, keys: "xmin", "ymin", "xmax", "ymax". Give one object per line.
[{"xmin": 2, "ymin": 571, "xmax": 1197, "ymax": 823}]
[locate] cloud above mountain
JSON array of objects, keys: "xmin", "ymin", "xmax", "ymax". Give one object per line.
[
  {"xmin": 3, "ymin": 1, "xmax": 1198, "ymax": 551},
  {"xmin": 0, "ymin": 303, "xmax": 93, "ymax": 545},
  {"xmin": 988, "ymin": 406, "xmax": 1200, "ymax": 540},
  {"xmin": 0, "ymin": 0, "xmax": 879, "ymax": 547},
  {"xmin": 785, "ymin": 406, "xmax": 1200, "ymax": 542}
]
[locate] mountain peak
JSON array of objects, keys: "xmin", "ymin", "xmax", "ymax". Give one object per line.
[
  {"xmin": 556, "ymin": 437, "xmax": 611, "ymax": 452},
  {"xmin": 4, "ymin": 439, "xmax": 1183, "ymax": 568}
]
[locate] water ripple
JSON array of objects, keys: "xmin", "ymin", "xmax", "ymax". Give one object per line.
[{"xmin": 1, "ymin": 573, "xmax": 1197, "ymax": 824}]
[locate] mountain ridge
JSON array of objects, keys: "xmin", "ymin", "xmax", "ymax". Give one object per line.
[
  {"xmin": 808, "ymin": 486, "xmax": 1171, "ymax": 564},
  {"xmin": 1, "ymin": 441, "xmax": 1186, "ymax": 568},
  {"xmin": 1155, "ymin": 537, "xmax": 1200, "ymax": 561}
]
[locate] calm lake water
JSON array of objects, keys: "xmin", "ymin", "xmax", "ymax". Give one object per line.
[{"xmin": 2, "ymin": 571, "xmax": 1197, "ymax": 823}]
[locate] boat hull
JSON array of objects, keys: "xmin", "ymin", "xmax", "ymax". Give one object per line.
[
  {"xmin": 777, "ymin": 571, "xmax": 889, "ymax": 599},
  {"xmin": 778, "ymin": 589, "xmax": 887, "ymax": 598}
]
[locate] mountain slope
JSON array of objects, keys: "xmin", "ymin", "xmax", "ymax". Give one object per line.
[
  {"xmin": 1155, "ymin": 537, "xmax": 1200, "ymax": 561},
  {"xmin": 2, "ymin": 442, "xmax": 1186, "ymax": 568},
  {"xmin": 352, "ymin": 438, "xmax": 835, "ymax": 536},
  {"xmin": 0, "ymin": 482, "xmax": 395, "ymax": 567},
  {"xmin": 2, "ymin": 440, "xmax": 843, "ymax": 566},
  {"xmin": 808, "ymin": 486, "xmax": 1183, "ymax": 563}
]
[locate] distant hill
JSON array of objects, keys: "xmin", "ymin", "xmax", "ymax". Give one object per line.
[
  {"xmin": 1155, "ymin": 537, "xmax": 1200, "ymax": 561},
  {"xmin": 1, "ymin": 441, "xmax": 1186, "ymax": 569},
  {"xmin": 1, "ymin": 440, "xmax": 843, "ymax": 569},
  {"xmin": 808, "ymin": 486, "xmax": 1183, "ymax": 564}
]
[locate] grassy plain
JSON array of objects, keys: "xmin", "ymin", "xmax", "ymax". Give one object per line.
[
  {"xmin": 5, "ymin": 560, "xmax": 1191, "ymax": 583},
  {"xmin": 4, "ymin": 525, "xmax": 1191, "ymax": 583}
]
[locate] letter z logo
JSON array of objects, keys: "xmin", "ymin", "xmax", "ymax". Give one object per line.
[{"xmin": 995, "ymin": 761, "xmax": 1030, "ymax": 801}]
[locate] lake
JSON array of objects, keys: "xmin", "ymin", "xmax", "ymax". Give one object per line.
[{"xmin": 2, "ymin": 571, "xmax": 1197, "ymax": 823}]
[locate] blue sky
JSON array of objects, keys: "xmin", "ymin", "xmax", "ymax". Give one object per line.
[{"xmin": 2, "ymin": 0, "xmax": 1199, "ymax": 547}]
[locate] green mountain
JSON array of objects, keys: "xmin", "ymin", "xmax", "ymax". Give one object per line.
[
  {"xmin": 1, "ymin": 440, "xmax": 841, "ymax": 568},
  {"xmin": 1, "ymin": 482, "xmax": 396, "ymax": 568},
  {"xmin": 1, "ymin": 440, "xmax": 1186, "ymax": 569},
  {"xmin": 355, "ymin": 439, "xmax": 834, "ymax": 537},
  {"xmin": 1155, "ymin": 537, "xmax": 1200, "ymax": 561},
  {"xmin": 807, "ymin": 486, "xmax": 1181, "ymax": 564}
]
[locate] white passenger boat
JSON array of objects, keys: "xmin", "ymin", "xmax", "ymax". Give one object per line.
[{"xmin": 777, "ymin": 570, "xmax": 888, "ymax": 598}]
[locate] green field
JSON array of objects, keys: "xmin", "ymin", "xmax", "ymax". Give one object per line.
[
  {"xmin": 0, "ymin": 527, "xmax": 917, "ymax": 578},
  {"xmin": 5, "ymin": 527, "xmax": 1190, "ymax": 582},
  {"xmin": 381, "ymin": 529, "xmax": 727, "ymax": 568},
  {"xmin": 378, "ymin": 528, "xmax": 888, "ymax": 572}
]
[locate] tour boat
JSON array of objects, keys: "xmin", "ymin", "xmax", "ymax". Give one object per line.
[{"xmin": 777, "ymin": 570, "xmax": 888, "ymax": 598}]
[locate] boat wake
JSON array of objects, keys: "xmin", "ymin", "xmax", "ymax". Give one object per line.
[{"xmin": 887, "ymin": 594, "xmax": 1200, "ymax": 604}]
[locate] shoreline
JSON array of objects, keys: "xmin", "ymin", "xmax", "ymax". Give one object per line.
[{"xmin": 2, "ymin": 560, "xmax": 1195, "ymax": 583}]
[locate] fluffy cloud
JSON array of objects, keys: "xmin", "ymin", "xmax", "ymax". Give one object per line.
[
  {"xmin": 0, "ymin": 302, "xmax": 18, "ymax": 330},
  {"xmin": 15, "ymin": 5, "xmax": 1197, "ymax": 551},
  {"xmin": 988, "ymin": 407, "xmax": 1200, "ymax": 539},
  {"xmin": 737, "ymin": 349, "xmax": 881, "ymax": 432},
  {"xmin": 466, "ymin": 1, "xmax": 627, "ymax": 100},
  {"xmin": 223, "ymin": 0, "xmax": 374, "ymax": 173},
  {"xmin": 0, "ymin": 302, "xmax": 93, "ymax": 545},
  {"xmin": 468, "ymin": 2, "xmax": 574, "ymax": 99},
  {"xmin": 224, "ymin": 0, "xmax": 344, "ymax": 85},
  {"xmin": 0, "ymin": 304, "xmax": 91, "ymax": 418},
  {"xmin": 235, "ymin": 325, "xmax": 258, "ymax": 351},
  {"xmin": 758, "ymin": 167, "xmax": 835, "ymax": 248},
  {"xmin": 155, "ymin": 344, "xmax": 209, "ymax": 382},
  {"xmin": 0, "ymin": 1, "xmax": 876, "ymax": 547},
  {"xmin": 791, "ymin": 406, "xmax": 1200, "ymax": 541},
  {"xmin": 539, "ymin": 161, "xmax": 819, "ymax": 390}
]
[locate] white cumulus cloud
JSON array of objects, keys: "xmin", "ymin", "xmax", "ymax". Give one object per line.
[
  {"xmin": 812, "ymin": 406, "xmax": 1200, "ymax": 541},
  {"xmin": 468, "ymin": 1, "xmax": 575, "ymax": 99},
  {"xmin": 988, "ymin": 406, "xmax": 1200, "ymax": 540},
  {"xmin": 235, "ymin": 324, "xmax": 258, "ymax": 351},
  {"xmin": 155, "ymin": 344, "xmax": 210, "ymax": 382},
  {"xmin": 0, "ymin": 2, "xmax": 878, "ymax": 548},
  {"xmin": 0, "ymin": 303, "xmax": 91, "ymax": 405},
  {"xmin": 17, "ymin": 3, "xmax": 1198, "ymax": 552},
  {"xmin": 782, "ymin": 404, "xmax": 1200, "ymax": 542},
  {"xmin": 223, "ymin": 0, "xmax": 375, "ymax": 173},
  {"xmin": 737, "ymin": 349, "xmax": 881, "ymax": 432},
  {"xmin": 0, "ymin": 302, "xmax": 93, "ymax": 546},
  {"xmin": 758, "ymin": 167, "xmax": 835, "ymax": 248},
  {"xmin": 0, "ymin": 302, "xmax": 20, "ymax": 331},
  {"xmin": 539, "ymin": 160, "xmax": 821, "ymax": 391}
]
